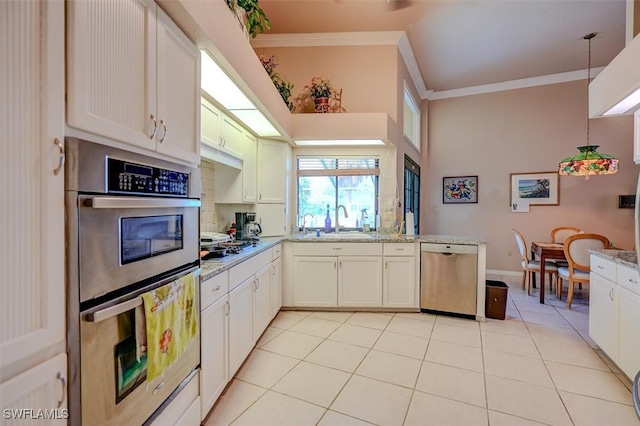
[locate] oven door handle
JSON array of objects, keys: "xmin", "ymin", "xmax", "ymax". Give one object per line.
[
  {"xmin": 86, "ymin": 267, "xmax": 202, "ymax": 323},
  {"xmin": 84, "ymin": 196, "xmax": 201, "ymax": 209}
]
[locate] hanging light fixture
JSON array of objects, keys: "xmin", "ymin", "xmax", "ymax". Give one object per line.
[{"xmin": 558, "ymin": 32, "xmax": 619, "ymax": 180}]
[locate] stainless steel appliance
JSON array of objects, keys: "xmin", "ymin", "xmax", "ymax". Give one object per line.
[
  {"xmin": 235, "ymin": 211, "xmax": 262, "ymax": 240},
  {"xmin": 65, "ymin": 138, "xmax": 201, "ymax": 426},
  {"xmin": 420, "ymin": 243, "xmax": 478, "ymax": 316}
]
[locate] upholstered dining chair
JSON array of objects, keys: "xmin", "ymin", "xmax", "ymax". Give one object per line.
[
  {"xmin": 550, "ymin": 226, "xmax": 584, "ymax": 244},
  {"xmin": 513, "ymin": 229, "xmax": 558, "ymax": 295},
  {"xmin": 557, "ymin": 233, "xmax": 610, "ymax": 309}
]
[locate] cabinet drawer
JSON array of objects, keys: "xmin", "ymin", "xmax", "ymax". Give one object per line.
[
  {"xmin": 201, "ymin": 271, "xmax": 228, "ymax": 310},
  {"xmin": 293, "ymin": 242, "xmax": 382, "ymax": 256},
  {"xmin": 383, "ymin": 243, "xmax": 416, "ymax": 256},
  {"xmin": 617, "ymin": 264, "xmax": 640, "ymax": 296},
  {"xmin": 272, "ymin": 244, "xmax": 282, "ymax": 260},
  {"xmin": 229, "ymin": 250, "xmax": 271, "ymax": 290},
  {"xmin": 591, "ymin": 255, "xmax": 616, "ymax": 282}
]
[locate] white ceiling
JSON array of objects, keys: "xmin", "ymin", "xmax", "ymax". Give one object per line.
[{"xmin": 258, "ymin": 0, "xmax": 627, "ymax": 94}]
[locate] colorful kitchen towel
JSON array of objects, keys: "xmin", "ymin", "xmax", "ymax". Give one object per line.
[{"xmin": 141, "ymin": 272, "xmax": 197, "ymax": 382}]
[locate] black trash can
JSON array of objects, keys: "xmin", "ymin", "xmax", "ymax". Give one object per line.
[{"xmin": 485, "ymin": 280, "xmax": 508, "ymax": 320}]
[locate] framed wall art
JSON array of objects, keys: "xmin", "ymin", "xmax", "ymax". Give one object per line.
[
  {"xmin": 443, "ymin": 176, "xmax": 478, "ymax": 204},
  {"xmin": 510, "ymin": 171, "xmax": 559, "ymax": 206}
]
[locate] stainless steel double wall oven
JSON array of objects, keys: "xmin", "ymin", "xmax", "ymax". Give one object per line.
[{"xmin": 65, "ymin": 138, "xmax": 201, "ymax": 425}]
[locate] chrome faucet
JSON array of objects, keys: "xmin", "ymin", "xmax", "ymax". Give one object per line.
[
  {"xmin": 335, "ymin": 205, "xmax": 348, "ymax": 233},
  {"xmin": 301, "ymin": 213, "xmax": 314, "ymax": 234}
]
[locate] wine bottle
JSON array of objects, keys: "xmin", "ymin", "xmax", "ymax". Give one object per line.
[{"xmin": 324, "ymin": 204, "xmax": 331, "ymax": 233}]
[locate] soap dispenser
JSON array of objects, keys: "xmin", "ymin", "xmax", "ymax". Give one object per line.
[
  {"xmin": 360, "ymin": 208, "xmax": 368, "ymax": 231},
  {"xmin": 324, "ymin": 204, "xmax": 332, "ymax": 233}
]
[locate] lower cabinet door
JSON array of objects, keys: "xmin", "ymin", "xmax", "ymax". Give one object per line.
[
  {"xmin": 253, "ymin": 265, "xmax": 272, "ymax": 340},
  {"xmin": 618, "ymin": 286, "xmax": 640, "ymax": 380},
  {"xmin": 200, "ymin": 295, "xmax": 228, "ymax": 419},
  {"xmin": 293, "ymin": 257, "xmax": 338, "ymax": 307},
  {"xmin": 271, "ymin": 258, "xmax": 282, "ymax": 317},
  {"xmin": 338, "ymin": 256, "xmax": 383, "ymax": 307},
  {"xmin": 383, "ymin": 256, "xmax": 416, "ymax": 308},
  {"xmin": 589, "ymin": 273, "xmax": 618, "ymax": 359},
  {"xmin": 228, "ymin": 278, "xmax": 254, "ymax": 378}
]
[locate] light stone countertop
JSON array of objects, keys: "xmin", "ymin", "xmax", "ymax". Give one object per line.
[
  {"xmin": 200, "ymin": 233, "xmax": 487, "ymax": 281},
  {"xmin": 591, "ymin": 249, "xmax": 638, "ymax": 270}
]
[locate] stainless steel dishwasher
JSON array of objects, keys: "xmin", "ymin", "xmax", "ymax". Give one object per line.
[{"xmin": 421, "ymin": 243, "xmax": 478, "ymax": 316}]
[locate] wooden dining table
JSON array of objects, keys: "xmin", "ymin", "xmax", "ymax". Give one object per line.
[{"xmin": 530, "ymin": 242, "xmax": 566, "ymax": 304}]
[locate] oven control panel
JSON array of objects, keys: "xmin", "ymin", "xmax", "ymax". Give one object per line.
[{"xmin": 107, "ymin": 157, "xmax": 189, "ymax": 196}]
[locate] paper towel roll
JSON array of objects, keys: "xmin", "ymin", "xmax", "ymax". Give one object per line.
[{"xmin": 405, "ymin": 212, "xmax": 415, "ymax": 235}]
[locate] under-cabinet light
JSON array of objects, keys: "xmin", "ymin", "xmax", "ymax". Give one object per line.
[
  {"xmin": 294, "ymin": 139, "xmax": 386, "ymax": 146},
  {"xmin": 603, "ymin": 87, "xmax": 640, "ymax": 116},
  {"xmin": 231, "ymin": 110, "xmax": 280, "ymax": 137}
]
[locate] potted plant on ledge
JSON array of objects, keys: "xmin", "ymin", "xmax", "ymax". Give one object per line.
[
  {"xmin": 225, "ymin": 0, "xmax": 270, "ymax": 38},
  {"xmin": 259, "ymin": 54, "xmax": 294, "ymax": 111},
  {"xmin": 305, "ymin": 77, "xmax": 335, "ymax": 113}
]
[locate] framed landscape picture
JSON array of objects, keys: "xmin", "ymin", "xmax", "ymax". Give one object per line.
[
  {"xmin": 510, "ymin": 171, "xmax": 559, "ymax": 206},
  {"xmin": 443, "ymin": 176, "xmax": 478, "ymax": 204}
]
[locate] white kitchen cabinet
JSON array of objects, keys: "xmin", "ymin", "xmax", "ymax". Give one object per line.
[
  {"xmin": 253, "ymin": 265, "xmax": 272, "ymax": 340},
  {"xmin": 588, "ymin": 272, "xmax": 618, "ymax": 359},
  {"xmin": 617, "ymin": 286, "xmax": 640, "ymax": 379},
  {"xmin": 242, "ymin": 132, "xmax": 258, "ymax": 203},
  {"xmin": 67, "ymin": 0, "xmax": 199, "ymax": 164},
  {"xmin": 271, "ymin": 253, "xmax": 283, "ymax": 317},
  {"xmin": 338, "ymin": 257, "xmax": 383, "ymax": 307},
  {"xmin": 200, "ymin": 295, "xmax": 228, "ymax": 420},
  {"xmin": 383, "ymin": 257, "xmax": 417, "ymax": 308},
  {"xmin": 228, "ymin": 278, "xmax": 254, "ymax": 378},
  {"xmin": 0, "ymin": 353, "xmax": 68, "ymax": 424},
  {"xmin": 634, "ymin": 110, "xmax": 640, "ymax": 164},
  {"xmin": 221, "ymin": 114, "xmax": 245, "ymax": 159},
  {"xmin": 293, "ymin": 257, "xmax": 339, "ymax": 307},
  {"xmin": 201, "ymin": 97, "xmax": 222, "ymax": 151},
  {"xmin": 257, "ymin": 140, "xmax": 287, "ymax": 203},
  {"xmin": 1, "ymin": 0, "xmax": 66, "ymax": 383}
]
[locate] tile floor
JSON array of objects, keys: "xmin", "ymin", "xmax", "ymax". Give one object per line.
[{"xmin": 204, "ymin": 274, "xmax": 640, "ymax": 425}]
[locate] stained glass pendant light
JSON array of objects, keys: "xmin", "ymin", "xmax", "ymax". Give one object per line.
[{"xmin": 558, "ymin": 32, "xmax": 619, "ymax": 180}]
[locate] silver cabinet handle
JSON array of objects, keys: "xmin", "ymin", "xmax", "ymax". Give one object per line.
[
  {"xmin": 334, "ymin": 261, "xmax": 336, "ymax": 270},
  {"xmin": 629, "ymin": 279, "xmax": 638, "ymax": 284},
  {"xmin": 149, "ymin": 114, "xmax": 158, "ymax": 140},
  {"xmin": 597, "ymin": 265, "xmax": 604, "ymax": 269},
  {"xmin": 84, "ymin": 196, "xmax": 200, "ymax": 209},
  {"xmin": 226, "ymin": 300, "xmax": 230, "ymax": 315},
  {"xmin": 56, "ymin": 371, "xmax": 66, "ymax": 408},
  {"xmin": 53, "ymin": 138, "xmax": 65, "ymax": 176},
  {"xmin": 609, "ymin": 288, "xmax": 614, "ymax": 301},
  {"xmin": 213, "ymin": 285, "xmax": 221, "ymax": 292},
  {"xmin": 332, "ymin": 247, "xmax": 342, "ymax": 250},
  {"xmin": 159, "ymin": 119, "xmax": 167, "ymax": 143}
]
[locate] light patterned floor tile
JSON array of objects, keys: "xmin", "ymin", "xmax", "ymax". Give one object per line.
[
  {"xmin": 483, "ymin": 350, "xmax": 554, "ymax": 388},
  {"xmin": 545, "ymin": 361, "xmax": 633, "ymax": 405},
  {"xmin": 372, "ymin": 330, "xmax": 428, "ymax": 360},
  {"xmin": 259, "ymin": 330, "xmax": 323, "ymax": 359},
  {"xmin": 309, "ymin": 311, "xmax": 355, "ymax": 323},
  {"xmin": 485, "ymin": 375, "xmax": 572, "ymax": 425},
  {"xmin": 404, "ymin": 391, "xmax": 488, "ymax": 426},
  {"xmin": 330, "ymin": 375, "xmax": 413, "ymax": 426},
  {"xmin": 415, "ymin": 361, "xmax": 486, "ymax": 407},
  {"xmin": 328, "ymin": 323, "xmax": 383, "ymax": 348},
  {"xmin": 256, "ymin": 326, "xmax": 284, "ymax": 348},
  {"xmin": 424, "ymin": 339, "xmax": 484, "ymax": 372},
  {"xmin": 345, "ymin": 312, "xmax": 393, "ymax": 330},
  {"xmin": 487, "ymin": 410, "xmax": 547, "ymax": 426},
  {"xmin": 535, "ymin": 339, "xmax": 610, "ymax": 371},
  {"xmin": 354, "ymin": 350, "xmax": 422, "ymax": 388},
  {"xmin": 434, "ymin": 315, "xmax": 480, "ymax": 329},
  {"xmin": 231, "ymin": 390, "xmax": 325, "ymax": 426},
  {"xmin": 235, "ymin": 349, "xmax": 299, "ymax": 388},
  {"xmin": 385, "ymin": 316, "xmax": 434, "ymax": 338},
  {"xmin": 270, "ymin": 311, "xmax": 307, "ymax": 329},
  {"xmin": 526, "ymin": 323, "xmax": 589, "ymax": 347},
  {"xmin": 317, "ymin": 410, "xmax": 374, "ymax": 425},
  {"xmin": 519, "ymin": 310, "xmax": 572, "ymax": 328},
  {"xmin": 204, "ymin": 379, "xmax": 266, "ymax": 426},
  {"xmin": 305, "ymin": 339, "xmax": 369, "ymax": 373},
  {"xmin": 394, "ymin": 312, "xmax": 436, "ymax": 322},
  {"xmin": 480, "ymin": 318, "xmax": 530, "ymax": 337},
  {"xmin": 560, "ymin": 391, "xmax": 639, "ymax": 426},
  {"xmin": 272, "ymin": 361, "xmax": 350, "ymax": 407},
  {"xmin": 288, "ymin": 316, "xmax": 342, "ymax": 338},
  {"xmin": 481, "ymin": 330, "xmax": 540, "ymax": 358},
  {"xmin": 431, "ymin": 322, "xmax": 482, "ymax": 347}
]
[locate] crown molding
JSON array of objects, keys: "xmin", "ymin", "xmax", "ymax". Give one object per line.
[
  {"xmin": 430, "ymin": 67, "xmax": 605, "ymax": 100},
  {"xmin": 252, "ymin": 31, "xmax": 429, "ymax": 99}
]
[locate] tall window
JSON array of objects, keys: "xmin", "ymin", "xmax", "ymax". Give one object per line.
[
  {"xmin": 403, "ymin": 81, "xmax": 421, "ymax": 151},
  {"xmin": 404, "ymin": 155, "xmax": 420, "ymax": 234},
  {"xmin": 297, "ymin": 157, "xmax": 379, "ymax": 230}
]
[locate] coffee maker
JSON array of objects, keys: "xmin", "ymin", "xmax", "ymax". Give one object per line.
[{"xmin": 235, "ymin": 212, "xmax": 262, "ymax": 241}]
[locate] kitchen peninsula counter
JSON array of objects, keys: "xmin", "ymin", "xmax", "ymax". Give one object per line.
[
  {"xmin": 200, "ymin": 237, "xmax": 282, "ymax": 281},
  {"xmin": 591, "ymin": 249, "xmax": 638, "ymax": 270}
]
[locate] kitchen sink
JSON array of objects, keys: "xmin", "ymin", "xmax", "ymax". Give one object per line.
[{"xmin": 303, "ymin": 232, "xmax": 373, "ymax": 239}]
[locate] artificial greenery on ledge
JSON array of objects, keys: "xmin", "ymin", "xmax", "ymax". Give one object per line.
[
  {"xmin": 259, "ymin": 55, "xmax": 294, "ymax": 111},
  {"xmin": 225, "ymin": 0, "xmax": 270, "ymax": 38}
]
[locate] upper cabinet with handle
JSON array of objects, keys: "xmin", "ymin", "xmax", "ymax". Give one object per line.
[{"xmin": 67, "ymin": 0, "xmax": 200, "ymax": 164}]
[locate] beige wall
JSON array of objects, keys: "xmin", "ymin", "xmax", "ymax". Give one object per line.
[{"xmin": 426, "ymin": 80, "xmax": 637, "ymax": 272}]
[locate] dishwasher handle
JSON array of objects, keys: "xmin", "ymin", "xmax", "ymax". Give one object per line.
[{"xmin": 421, "ymin": 243, "xmax": 478, "ymax": 255}]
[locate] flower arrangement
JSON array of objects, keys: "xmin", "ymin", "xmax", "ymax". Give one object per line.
[
  {"xmin": 259, "ymin": 54, "xmax": 294, "ymax": 111},
  {"xmin": 305, "ymin": 77, "xmax": 335, "ymax": 100}
]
